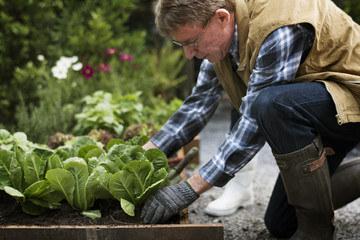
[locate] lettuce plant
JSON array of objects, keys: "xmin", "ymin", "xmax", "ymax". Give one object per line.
[
  {"xmin": 0, "ymin": 130, "xmax": 171, "ymax": 219},
  {"xmin": 0, "ymin": 147, "xmax": 64, "ymax": 215},
  {"xmin": 45, "ymin": 137, "xmax": 110, "ymax": 219},
  {"xmin": 103, "ymin": 143, "xmax": 169, "ymax": 216}
]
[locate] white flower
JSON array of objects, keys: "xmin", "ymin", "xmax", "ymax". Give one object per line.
[
  {"xmin": 37, "ymin": 55, "xmax": 45, "ymax": 61},
  {"xmin": 72, "ymin": 62, "xmax": 83, "ymax": 71},
  {"xmin": 56, "ymin": 56, "xmax": 73, "ymax": 69},
  {"xmin": 51, "ymin": 65, "xmax": 68, "ymax": 79},
  {"xmin": 69, "ymin": 56, "xmax": 79, "ymax": 63}
]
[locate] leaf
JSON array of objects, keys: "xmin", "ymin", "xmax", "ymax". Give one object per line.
[
  {"xmin": 109, "ymin": 160, "xmax": 153, "ymax": 205},
  {"xmin": 23, "ymin": 180, "xmax": 63, "ymax": 204},
  {"xmin": 87, "ymin": 156, "xmax": 101, "ymax": 174},
  {"xmin": 54, "ymin": 147, "xmax": 72, "ymax": 160},
  {"xmin": 81, "ymin": 210, "xmax": 102, "ymax": 219},
  {"xmin": 78, "ymin": 145, "xmax": 102, "ymax": 160},
  {"xmin": 136, "ymin": 168, "xmax": 168, "ymax": 205},
  {"xmin": 23, "ymin": 148, "xmax": 53, "ymax": 186},
  {"xmin": 23, "ymin": 152, "xmax": 42, "ymax": 185},
  {"xmin": 0, "ymin": 129, "xmax": 12, "ymax": 141},
  {"xmin": 100, "ymin": 159, "xmax": 120, "ymax": 174},
  {"xmin": 97, "ymin": 172, "xmax": 113, "ymax": 197},
  {"xmin": 47, "ymin": 154, "xmax": 63, "ymax": 170},
  {"xmin": 64, "ymin": 161, "xmax": 90, "ymax": 210},
  {"xmin": 29, "ymin": 198, "xmax": 61, "ymax": 210},
  {"xmin": 71, "ymin": 136, "xmax": 97, "ymax": 149},
  {"xmin": 107, "ymin": 139, "xmax": 125, "ymax": 151},
  {"xmin": 4, "ymin": 186, "xmax": 24, "ymax": 199},
  {"xmin": 121, "ymin": 198, "xmax": 135, "ymax": 217},
  {"xmin": 0, "ymin": 149, "xmax": 22, "ymax": 190},
  {"xmin": 46, "ymin": 168, "xmax": 75, "ymax": 207},
  {"xmin": 84, "ymin": 148, "xmax": 104, "ymax": 163},
  {"xmin": 107, "ymin": 144, "xmax": 128, "ymax": 162},
  {"xmin": 145, "ymin": 148, "xmax": 169, "ymax": 172},
  {"xmin": 20, "ymin": 199, "xmax": 47, "ymax": 216},
  {"xmin": 122, "ymin": 160, "xmax": 153, "ymax": 196},
  {"xmin": 109, "ymin": 171, "xmax": 136, "ymax": 203}
]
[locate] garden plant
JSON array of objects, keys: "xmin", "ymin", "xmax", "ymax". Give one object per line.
[{"xmin": 0, "ymin": 129, "xmax": 170, "ymax": 220}]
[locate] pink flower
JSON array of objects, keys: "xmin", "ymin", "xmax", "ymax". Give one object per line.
[
  {"xmin": 81, "ymin": 64, "xmax": 94, "ymax": 79},
  {"xmin": 119, "ymin": 53, "xmax": 133, "ymax": 62},
  {"xmin": 98, "ymin": 63, "xmax": 111, "ymax": 72},
  {"xmin": 106, "ymin": 48, "xmax": 118, "ymax": 55}
]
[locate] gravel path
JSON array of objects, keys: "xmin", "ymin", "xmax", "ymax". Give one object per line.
[{"xmin": 187, "ymin": 98, "xmax": 360, "ymax": 240}]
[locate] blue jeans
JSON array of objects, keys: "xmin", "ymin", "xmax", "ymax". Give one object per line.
[{"xmin": 253, "ymin": 82, "xmax": 360, "ymax": 238}]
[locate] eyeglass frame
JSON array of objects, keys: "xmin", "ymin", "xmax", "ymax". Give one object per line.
[{"xmin": 172, "ymin": 21, "xmax": 210, "ymax": 49}]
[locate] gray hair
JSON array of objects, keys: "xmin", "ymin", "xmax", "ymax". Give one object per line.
[{"xmin": 155, "ymin": 0, "xmax": 236, "ymax": 38}]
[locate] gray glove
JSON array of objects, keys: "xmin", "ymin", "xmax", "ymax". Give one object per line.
[{"xmin": 141, "ymin": 181, "xmax": 199, "ymax": 224}]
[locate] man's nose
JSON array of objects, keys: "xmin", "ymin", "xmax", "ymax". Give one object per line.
[{"xmin": 183, "ymin": 46, "xmax": 198, "ymax": 59}]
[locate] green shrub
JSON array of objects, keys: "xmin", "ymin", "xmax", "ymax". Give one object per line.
[
  {"xmin": 2, "ymin": 0, "xmax": 187, "ymax": 144},
  {"xmin": 0, "ymin": 0, "xmax": 141, "ymax": 125}
]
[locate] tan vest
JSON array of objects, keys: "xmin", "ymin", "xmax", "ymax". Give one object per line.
[{"xmin": 214, "ymin": 0, "xmax": 360, "ymax": 124}]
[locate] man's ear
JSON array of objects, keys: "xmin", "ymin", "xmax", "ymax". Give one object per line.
[{"xmin": 214, "ymin": 9, "xmax": 231, "ymax": 28}]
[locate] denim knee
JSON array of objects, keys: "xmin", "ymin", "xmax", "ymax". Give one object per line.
[{"xmin": 253, "ymin": 87, "xmax": 274, "ymax": 127}]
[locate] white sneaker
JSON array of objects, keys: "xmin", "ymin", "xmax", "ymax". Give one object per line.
[{"xmin": 203, "ymin": 157, "xmax": 257, "ymax": 216}]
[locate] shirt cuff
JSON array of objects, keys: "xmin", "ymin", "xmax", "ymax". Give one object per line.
[
  {"xmin": 150, "ymin": 130, "xmax": 181, "ymax": 157},
  {"xmin": 199, "ymin": 159, "xmax": 233, "ymax": 187}
]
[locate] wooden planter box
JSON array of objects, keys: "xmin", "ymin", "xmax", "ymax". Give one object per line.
[{"xmin": 0, "ymin": 210, "xmax": 224, "ymax": 240}]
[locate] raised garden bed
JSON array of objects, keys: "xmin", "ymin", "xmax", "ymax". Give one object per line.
[
  {"xmin": 0, "ymin": 190, "xmax": 223, "ymax": 240},
  {"xmin": 0, "ymin": 145, "xmax": 224, "ymax": 240}
]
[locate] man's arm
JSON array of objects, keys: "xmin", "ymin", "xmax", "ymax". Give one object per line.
[
  {"xmin": 187, "ymin": 172, "xmax": 213, "ymax": 194},
  {"xmin": 148, "ymin": 60, "xmax": 224, "ymax": 156},
  {"xmin": 142, "ymin": 140, "xmax": 158, "ymax": 150}
]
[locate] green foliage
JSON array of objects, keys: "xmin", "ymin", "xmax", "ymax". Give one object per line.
[
  {"xmin": 74, "ymin": 91, "xmax": 144, "ymax": 136},
  {"xmin": 0, "ymin": 129, "xmax": 39, "ymax": 152},
  {"xmin": 74, "ymin": 91, "xmax": 182, "ymax": 139},
  {"xmin": 344, "ymin": 0, "xmax": 360, "ymax": 23},
  {"xmin": 2, "ymin": 0, "xmax": 187, "ymax": 148},
  {"xmin": 0, "ymin": 129, "xmax": 170, "ymax": 218},
  {"xmin": 0, "ymin": 146, "xmax": 64, "ymax": 215},
  {"xmin": 143, "ymin": 96, "xmax": 183, "ymax": 130},
  {"xmin": 146, "ymin": 42, "xmax": 187, "ymax": 100},
  {"xmin": 106, "ymin": 146, "xmax": 169, "ymax": 216},
  {"xmin": 0, "ymin": 0, "xmax": 140, "ymax": 124}
]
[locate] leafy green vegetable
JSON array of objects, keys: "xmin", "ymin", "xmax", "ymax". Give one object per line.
[
  {"xmin": 46, "ymin": 154, "xmax": 110, "ymax": 218},
  {"xmin": 73, "ymin": 91, "xmax": 145, "ymax": 136},
  {"xmin": 0, "ymin": 129, "xmax": 39, "ymax": 152},
  {"xmin": 105, "ymin": 144, "xmax": 169, "ymax": 216},
  {"xmin": 0, "ymin": 130, "xmax": 170, "ymax": 219},
  {"xmin": 0, "ymin": 146, "xmax": 63, "ymax": 215}
]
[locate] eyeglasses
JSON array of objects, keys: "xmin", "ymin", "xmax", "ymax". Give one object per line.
[{"xmin": 172, "ymin": 22, "xmax": 209, "ymax": 49}]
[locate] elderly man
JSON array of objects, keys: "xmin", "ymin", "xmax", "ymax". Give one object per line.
[{"xmin": 141, "ymin": 0, "xmax": 360, "ymax": 239}]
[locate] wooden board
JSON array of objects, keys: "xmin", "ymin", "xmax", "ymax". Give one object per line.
[{"xmin": 0, "ymin": 224, "xmax": 224, "ymax": 240}]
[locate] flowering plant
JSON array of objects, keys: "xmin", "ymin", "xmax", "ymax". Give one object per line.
[{"xmin": 51, "ymin": 56, "xmax": 83, "ymax": 79}]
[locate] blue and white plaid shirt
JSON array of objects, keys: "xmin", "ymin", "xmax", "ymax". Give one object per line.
[{"xmin": 151, "ymin": 23, "xmax": 314, "ymax": 187}]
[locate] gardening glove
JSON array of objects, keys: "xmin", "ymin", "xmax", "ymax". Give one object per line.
[{"xmin": 141, "ymin": 181, "xmax": 199, "ymax": 224}]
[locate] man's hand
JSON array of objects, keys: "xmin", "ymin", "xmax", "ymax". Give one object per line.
[{"xmin": 141, "ymin": 181, "xmax": 199, "ymax": 224}]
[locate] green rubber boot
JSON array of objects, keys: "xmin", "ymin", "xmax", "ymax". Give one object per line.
[{"xmin": 274, "ymin": 135, "xmax": 335, "ymax": 240}]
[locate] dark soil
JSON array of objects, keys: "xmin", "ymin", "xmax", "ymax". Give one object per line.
[{"xmin": 0, "ymin": 191, "xmax": 181, "ymax": 226}]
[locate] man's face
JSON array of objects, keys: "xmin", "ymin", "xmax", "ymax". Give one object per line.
[{"xmin": 172, "ymin": 11, "xmax": 234, "ymax": 63}]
